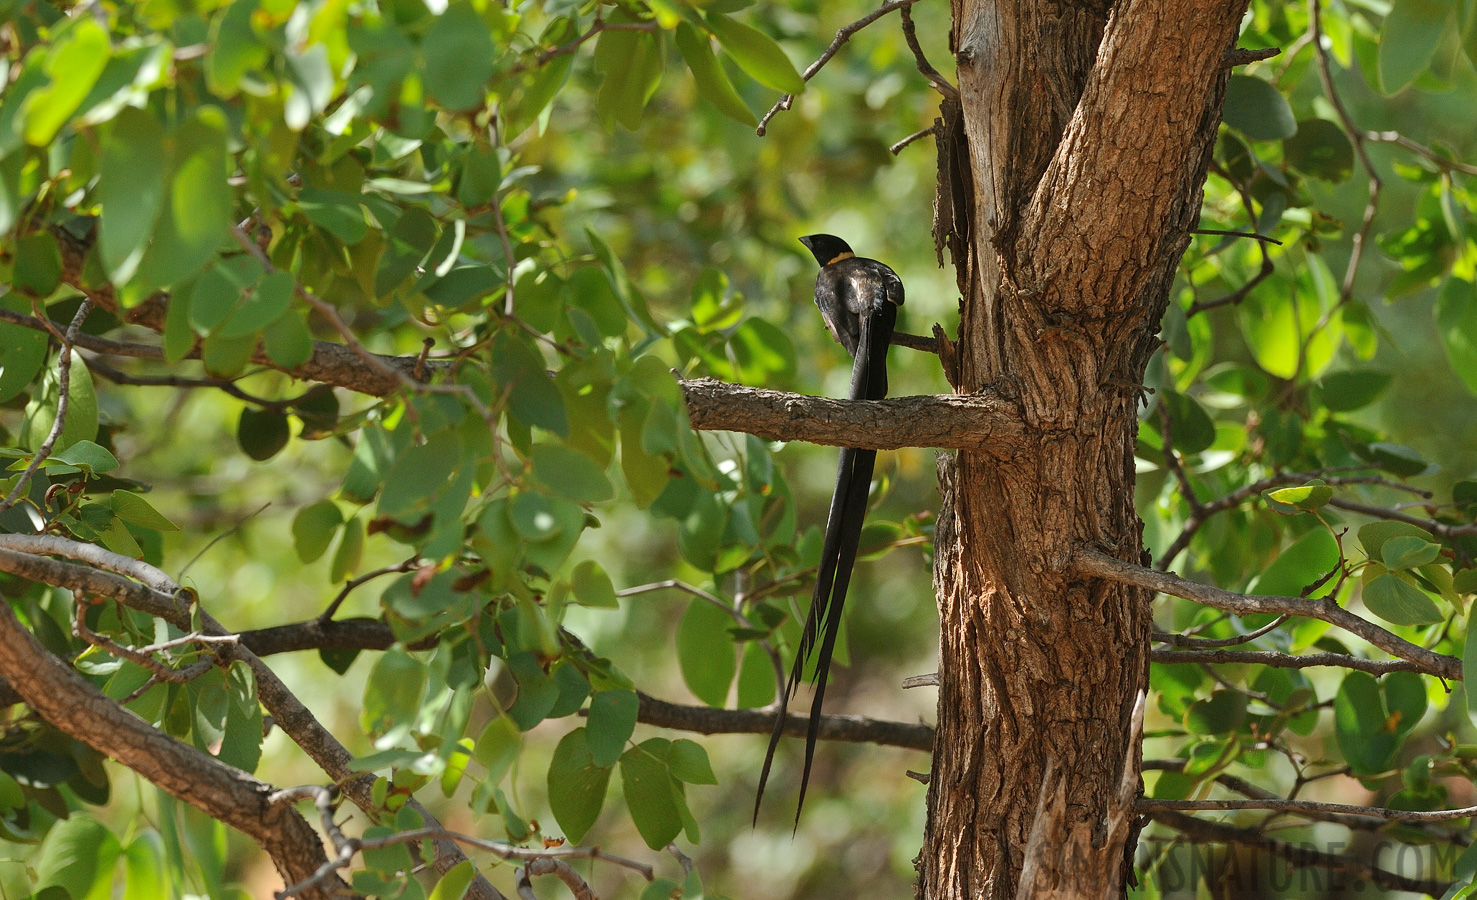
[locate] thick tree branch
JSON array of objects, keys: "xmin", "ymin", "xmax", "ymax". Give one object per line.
[
  {"xmin": 1149, "ymin": 648, "xmax": 1428, "ymax": 675},
  {"xmin": 0, "ymin": 588, "xmax": 349, "ymax": 897},
  {"xmin": 1142, "ymin": 797, "xmax": 1477, "ymax": 823},
  {"xmin": 1146, "ymin": 809, "xmax": 1451, "ymax": 896},
  {"xmin": 1020, "ymin": 0, "xmax": 1250, "ymax": 316},
  {"xmin": 1073, "ymin": 548, "xmax": 1461, "ymax": 681},
  {"xmin": 680, "ymin": 377, "xmax": 1022, "ymax": 452},
  {"xmin": 632, "ymin": 691, "xmax": 934, "ymax": 751}
]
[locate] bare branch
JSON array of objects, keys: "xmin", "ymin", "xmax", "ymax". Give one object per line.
[
  {"xmin": 756, "ymin": 0, "xmax": 925, "ymax": 136},
  {"xmin": 632, "ymin": 690, "xmax": 933, "ymax": 751},
  {"xmin": 1150, "ymin": 647, "xmax": 1428, "ymax": 675},
  {"xmin": 1142, "ymin": 797, "xmax": 1477, "ymax": 822},
  {"xmin": 1073, "ymin": 548, "xmax": 1461, "ymax": 681},
  {"xmin": 1147, "ymin": 809, "xmax": 1450, "ymax": 896},
  {"xmin": 0, "ymin": 301, "xmax": 91, "ymax": 516},
  {"xmin": 680, "ymin": 377, "xmax": 1023, "ymax": 452}
]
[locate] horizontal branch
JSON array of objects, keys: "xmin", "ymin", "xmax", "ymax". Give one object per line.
[
  {"xmin": 1074, "ymin": 548, "xmax": 1461, "ymax": 681},
  {"xmin": 1150, "ymin": 647, "xmax": 1428, "ymax": 675},
  {"xmin": 1147, "ymin": 809, "xmax": 1450, "ymax": 896},
  {"xmin": 680, "ymin": 377, "xmax": 1022, "ymax": 452},
  {"xmin": 632, "ymin": 691, "xmax": 934, "ymax": 751},
  {"xmin": 1142, "ymin": 797, "xmax": 1477, "ymax": 823}
]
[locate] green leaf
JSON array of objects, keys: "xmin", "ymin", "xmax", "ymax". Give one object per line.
[
  {"xmin": 1251, "ymin": 529, "xmax": 1339, "ymax": 597},
  {"xmin": 593, "ymin": 14, "xmax": 664, "ymax": 131},
  {"xmin": 1222, "ymin": 75, "xmax": 1297, "ymax": 141},
  {"xmin": 1381, "ymin": 535, "xmax": 1442, "ymax": 570},
  {"xmin": 506, "ymin": 651, "xmax": 561, "ymax": 730},
  {"xmin": 1266, "ymin": 483, "xmax": 1333, "ymax": 513},
  {"xmin": 96, "ymin": 107, "xmax": 167, "ymax": 285},
  {"xmin": 547, "ymin": 728, "xmax": 611, "ymax": 843},
  {"xmin": 237, "ymin": 407, "xmax": 290, "ymax": 461},
  {"xmin": 1363, "ymin": 573, "xmax": 1444, "ymax": 626},
  {"xmin": 428, "ymin": 860, "xmax": 475, "ymax": 900},
  {"xmin": 13, "ymin": 231, "xmax": 62, "ymax": 298},
  {"xmin": 264, "ymin": 310, "xmax": 315, "ymax": 370},
  {"xmin": 1282, "ymin": 118, "xmax": 1354, "ymax": 182},
  {"xmin": 379, "ymin": 430, "xmax": 460, "ymax": 518},
  {"xmin": 1317, "ymin": 370, "xmax": 1392, "ymax": 412},
  {"xmin": 587, "ymin": 690, "xmax": 639, "ymax": 767},
  {"xmin": 1379, "ymin": 0, "xmax": 1451, "ymax": 94},
  {"xmin": 0, "ymin": 293, "xmax": 49, "ymax": 402},
  {"xmin": 21, "ymin": 19, "xmax": 110, "ymax": 146},
  {"xmin": 474, "ymin": 715, "xmax": 522, "ymax": 785},
  {"xmin": 705, "ymin": 13, "xmax": 805, "ymax": 95},
  {"xmin": 111, "ymin": 490, "xmax": 179, "ymax": 532},
  {"xmin": 135, "ymin": 110, "xmax": 234, "ymax": 291},
  {"xmin": 1359, "ymin": 522, "xmax": 1429, "ymax": 565},
  {"xmin": 219, "ymin": 271, "xmax": 293, "ymax": 338},
  {"xmin": 571, "ymin": 560, "xmax": 619, "ymax": 609},
  {"xmin": 123, "ymin": 832, "xmax": 169, "ymax": 900},
  {"xmin": 667, "ymin": 738, "xmax": 718, "ymax": 785},
  {"xmin": 361, "ymin": 647, "xmax": 427, "ymax": 737},
  {"xmin": 675, "ymin": 23, "xmax": 757, "ymax": 126},
  {"xmin": 1359, "ymin": 442, "xmax": 1430, "ymax": 477},
  {"xmin": 298, "ymin": 188, "xmax": 367, "ymax": 245},
  {"xmin": 293, "ymin": 500, "xmax": 343, "ymax": 563},
  {"xmin": 531, "ymin": 444, "xmax": 614, "ymax": 503},
  {"xmin": 677, "ymin": 598, "xmax": 736, "ymax": 707},
  {"xmin": 620, "ymin": 739, "xmax": 684, "ymax": 850},
  {"xmin": 1464, "ymin": 610, "xmax": 1477, "ymax": 719},
  {"xmin": 50, "ymin": 440, "xmax": 119, "ymax": 474},
  {"xmin": 1335, "ymin": 671, "xmax": 1401, "ymax": 776},
  {"xmin": 729, "ymin": 318, "xmax": 797, "ymax": 385},
  {"xmin": 422, "ymin": 2, "xmax": 496, "ymax": 112},
  {"xmin": 331, "ymin": 515, "xmax": 365, "ymax": 582},
  {"xmin": 375, "ymin": 206, "xmax": 439, "ymax": 298},
  {"xmin": 206, "ymin": 0, "xmax": 269, "ymax": 96},
  {"xmin": 1436, "ymin": 279, "xmax": 1477, "ymax": 395},
  {"xmin": 35, "ymin": 816, "xmax": 122, "ymax": 900},
  {"xmin": 1160, "ymin": 392, "xmax": 1216, "ymax": 454},
  {"xmin": 1183, "ymin": 690, "xmax": 1247, "ymax": 735},
  {"xmin": 23, "ymin": 350, "xmax": 98, "ymax": 453}
]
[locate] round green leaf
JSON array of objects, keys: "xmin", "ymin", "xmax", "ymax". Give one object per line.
[
  {"xmin": 571, "ymin": 560, "xmax": 619, "ymax": 609},
  {"xmin": 1381, "ymin": 535, "xmax": 1441, "ymax": 570},
  {"xmin": 531, "ymin": 444, "xmax": 614, "ymax": 503},
  {"xmin": 1222, "ymin": 75, "xmax": 1297, "ymax": 141},
  {"xmin": 1266, "ymin": 483, "xmax": 1333, "ymax": 514},
  {"xmin": 361, "ymin": 646, "xmax": 427, "ymax": 738},
  {"xmin": 1363, "ymin": 572, "xmax": 1444, "ymax": 626},
  {"xmin": 0, "ymin": 293, "xmax": 49, "ymax": 402},
  {"xmin": 1282, "ymin": 118, "xmax": 1354, "ymax": 182},
  {"xmin": 1183, "ymin": 690, "xmax": 1247, "ymax": 735},
  {"xmin": 237, "ymin": 407, "xmax": 290, "ymax": 461},
  {"xmin": 1317, "ymin": 369, "xmax": 1392, "ymax": 411},
  {"xmin": 421, "ymin": 2, "xmax": 496, "ymax": 112}
]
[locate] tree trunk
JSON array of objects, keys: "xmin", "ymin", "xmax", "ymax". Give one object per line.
[{"xmin": 918, "ymin": 1, "xmax": 1252, "ymax": 897}]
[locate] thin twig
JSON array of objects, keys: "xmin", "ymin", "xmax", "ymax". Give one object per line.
[
  {"xmin": 1151, "ymin": 647, "xmax": 1427, "ymax": 675},
  {"xmin": 1190, "ymin": 228, "xmax": 1282, "ymax": 244},
  {"xmin": 890, "ymin": 126, "xmax": 938, "ymax": 155},
  {"xmin": 1364, "ymin": 130, "xmax": 1477, "ymax": 177},
  {"xmin": 898, "ymin": 3, "xmax": 956, "ymax": 99},
  {"xmin": 0, "ymin": 300, "xmax": 92, "ymax": 517},
  {"xmin": 1152, "ymin": 614, "xmax": 1289, "ymax": 648},
  {"xmin": 1142, "ymin": 797, "xmax": 1477, "ymax": 822},
  {"xmin": 756, "ymin": 0, "xmax": 925, "ymax": 136}
]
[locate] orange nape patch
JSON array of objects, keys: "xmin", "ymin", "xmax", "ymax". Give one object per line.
[{"xmin": 826, "ymin": 251, "xmax": 855, "ymax": 265}]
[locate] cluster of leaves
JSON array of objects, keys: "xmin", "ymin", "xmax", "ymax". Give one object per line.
[{"xmin": 1136, "ymin": 0, "xmax": 1477, "ymax": 889}]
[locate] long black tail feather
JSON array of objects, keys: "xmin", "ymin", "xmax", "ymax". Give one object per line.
[{"xmin": 753, "ymin": 300, "xmax": 896, "ymax": 824}]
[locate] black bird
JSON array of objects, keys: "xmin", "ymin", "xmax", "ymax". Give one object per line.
[{"xmin": 755, "ymin": 234, "xmax": 903, "ymax": 824}]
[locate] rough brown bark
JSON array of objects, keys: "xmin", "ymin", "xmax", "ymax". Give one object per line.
[{"xmin": 918, "ymin": 1, "xmax": 1251, "ymax": 897}]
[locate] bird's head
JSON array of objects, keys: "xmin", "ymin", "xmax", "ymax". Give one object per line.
[{"xmin": 799, "ymin": 234, "xmax": 855, "ymax": 267}]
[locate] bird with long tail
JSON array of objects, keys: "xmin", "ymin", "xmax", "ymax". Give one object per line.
[{"xmin": 754, "ymin": 234, "xmax": 904, "ymax": 825}]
